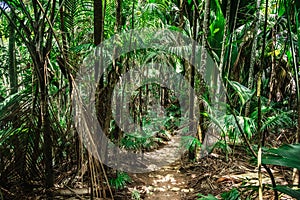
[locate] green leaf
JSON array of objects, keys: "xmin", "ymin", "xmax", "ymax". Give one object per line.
[
  {"xmin": 197, "ymin": 194, "xmax": 218, "ymax": 200},
  {"xmin": 168, "ymin": 25, "xmax": 182, "ymax": 32},
  {"xmin": 286, "ymin": 50, "xmax": 292, "ymax": 65},
  {"xmin": 261, "ymin": 110, "xmax": 294, "ymax": 131},
  {"xmin": 278, "ymin": 5, "xmax": 285, "ymax": 17},
  {"xmin": 243, "ymin": 117, "xmax": 252, "ymax": 138},
  {"xmin": 109, "ymin": 172, "xmax": 131, "ymax": 190},
  {"xmin": 213, "ymin": 28, "xmax": 220, "ymax": 34},
  {"xmin": 275, "ymin": 185, "xmax": 300, "ymax": 199},
  {"xmin": 262, "ymin": 144, "xmax": 300, "ymax": 170},
  {"xmin": 221, "ymin": 188, "xmax": 241, "ymax": 200},
  {"xmin": 226, "ymin": 79, "xmax": 255, "ymax": 106}
]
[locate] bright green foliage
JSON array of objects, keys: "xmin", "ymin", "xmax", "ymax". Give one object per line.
[
  {"xmin": 208, "ymin": 0, "xmax": 225, "ymax": 59},
  {"xmin": 275, "ymin": 185, "xmax": 300, "ymax": 199},
  {"xmin": 262, "ymin": 144, "xmax": 300, "ymax": 170},
  {"xmin": 204, "ymin": 79, "xmax": 296, "ymax": 158},
  {"xmin": 181, "ymin": 135, "xmax": 201, "ymax": 153},
  {"xmin": 221, "ymin": 188, "xmax": 241, "ymax": 200},
  {"xmin": 120, "ymin": 131, "xmax": 160, "ymax": 151},
  {"xmin": 109, "ymin": 171, "xmax": 131, "ymax": 190},
  {"xmin": 198, "ymin": 188, "xmax": 241, "ymax": 200},
  {"xmin": 227, "ymin": 79, "xmax": 255, "ymax": 110},
  {"xmin": 197, "ymin": 193, "xmax": 218, "ymax": 200}
]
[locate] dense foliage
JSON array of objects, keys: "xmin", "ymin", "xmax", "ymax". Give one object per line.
[{"xmin": 0, "ymin": 0, "xmax": 300, "ymax": 199}]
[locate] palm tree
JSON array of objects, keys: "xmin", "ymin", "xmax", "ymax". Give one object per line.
[{"xmin": 0, "ymin": 1, "xmax": 71, "ymax": 198}]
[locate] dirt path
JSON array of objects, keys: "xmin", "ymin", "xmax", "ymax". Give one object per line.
[
  {"xmin": 117, "ymin": 147, "xmax": 296, "ymax": 200},
  {"xmin": 115, "ymin": 132, "xmax": 296, "ymax": 199},
  {"xmin": 126, "ymin": 160, "xmax": 194, "ymax": 200},
  {"xmin": 113, "ymin": 133, "xmax": 196, "ymax": 199}
]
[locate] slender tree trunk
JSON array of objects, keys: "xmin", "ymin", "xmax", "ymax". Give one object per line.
[
  {"xmin": 218, "ymin": 0, "xmax": 231, "ymax": 161},
  {"xmin": 93, "ymin": 0, "xmax": 109, "ymax": 198},
  {"xmin": 200, "ymin": 0, "xmax": 210, "ymax": 75},
  {"xmin": 188, "ymin": 1, "xmax": 198, "ymax": 160},
  {"xmin": 32, "ymin": 1, "xmax": 56, "ymax": 198},
  {"xmin": 219, "ymin": 0, "xmax": 230, "ymax": 78},
  {"xmin": 41, "ymin": 78, "xmax": 53, "ymax": 198},
  {"xmin": 9, "ymin": 19, "xmax": 17, "ymax": 95},
  {"xmin": 268, "ymin": 29, "xmax": 277, "ymax": 105},
  {"xmin": 29, "ymin": 31, "xmax": 54, "ymax": 199},
  {"xmin": 115, "ymin": 0, "xmax": 122, "ymax": 33},
  {"xmin": 257, "ymin": 58, "xmax": 263, "ymax": 200},
  {"xmin": 258, "ymin": 0, "xmax": 269, "ymax": 199},
  {"xmin": 113, "ymin": 0, "xmax": 122, "ymax": 129},
  {"xmin": 32, "ymin": 55, "xmax": 53, "ymax": 200},
  {"xmin": 58, "ymin": 0, "xmax": 70, "ymax": 119},
  {"xmin": 199, "ymin": 0, "xmax": 210, "ymax": 157},
  {"xmin": 294, "ymin": 3, "xmax": 300, "ymax": 187},
  {"xmin": 94, "ymin": 0, "xmax": 104, "ymax": 83},
  {"xmin": 179, "ymin": 0, "xmax": 185, "ymax": 29},
  {"xmin": 225, "ymin": 0, "xmax": 240, "ymax": 85},
  {"xmin": 139, "ymin": 87, "xmax": 143, "ymax": 130},
  {"xmin": 245, "ymin": 0, "xmax": 261, "ymax": 117},
  {"xmin": 94, "ymin": 0, "xmax": 104, "ymax": 46}
]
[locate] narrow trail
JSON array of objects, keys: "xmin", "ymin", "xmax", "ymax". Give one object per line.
[
  {"xmin": 127, "ymin": 160, "xmax": 194, "ymax": 200},
  {"xmin": 119, "ymin": 134, "xmax": 196, "ymax": 200}
]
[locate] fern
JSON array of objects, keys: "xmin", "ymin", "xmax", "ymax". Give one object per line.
[
  {"xmin": 261, "ymin": 110, "xmax": 295, "ymax": 131},
  {"xmin": 109, "ymin": 171, "xmax": 131, "ymax": 190}
]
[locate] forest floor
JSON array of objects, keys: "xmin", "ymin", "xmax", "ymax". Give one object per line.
[
  {"xmin": 6, "ymin": 134, "xmax": 296, "ymax": 199},
  {"xmin": 116, "ymin": 146, "xmax": 295, "ymax": 200}
]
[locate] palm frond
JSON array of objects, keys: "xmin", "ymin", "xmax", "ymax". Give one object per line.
[{"xmin": 261, "ymin": 110, "xmax": 295, "ymax": 132}]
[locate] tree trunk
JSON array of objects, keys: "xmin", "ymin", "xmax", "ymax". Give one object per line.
[
  {"xmin": 218, "ymin": 0, "xmax": 231, "ymax": 162},
  {"xmin": 245, "ymin": 0, "xmax": 261, "ymax": 117},
  {"xmin": 8, "ymin": 17, "xmax": 17, "ymax": 95},
  {"xmin": 94, "ymin": 0, "xmax": 104, "ymax": 83},
  {"xmin": 188, "ymin": 1, "xmax": 198, "ymax": 160},
  {"xmin": 115, "ymin": 0, "xmax": 122, "ymax": 33},
  {"xmin": 258, "ymin": 0, "xmax": 269, "ymax": 199},
  {"xmin": 268, "ymin": 29, "xmax": 277, "ymax": 105},
  {"xmin": 219, "ymin": 0, "xmax": 230, "ymax": 79},
  {"xmin": 199, "ymin": 0, "xmax": 210, "ymax": 158},
  {"xmin": 93, "ymin": 0, "xmax": 109, "ymax": 198}
]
